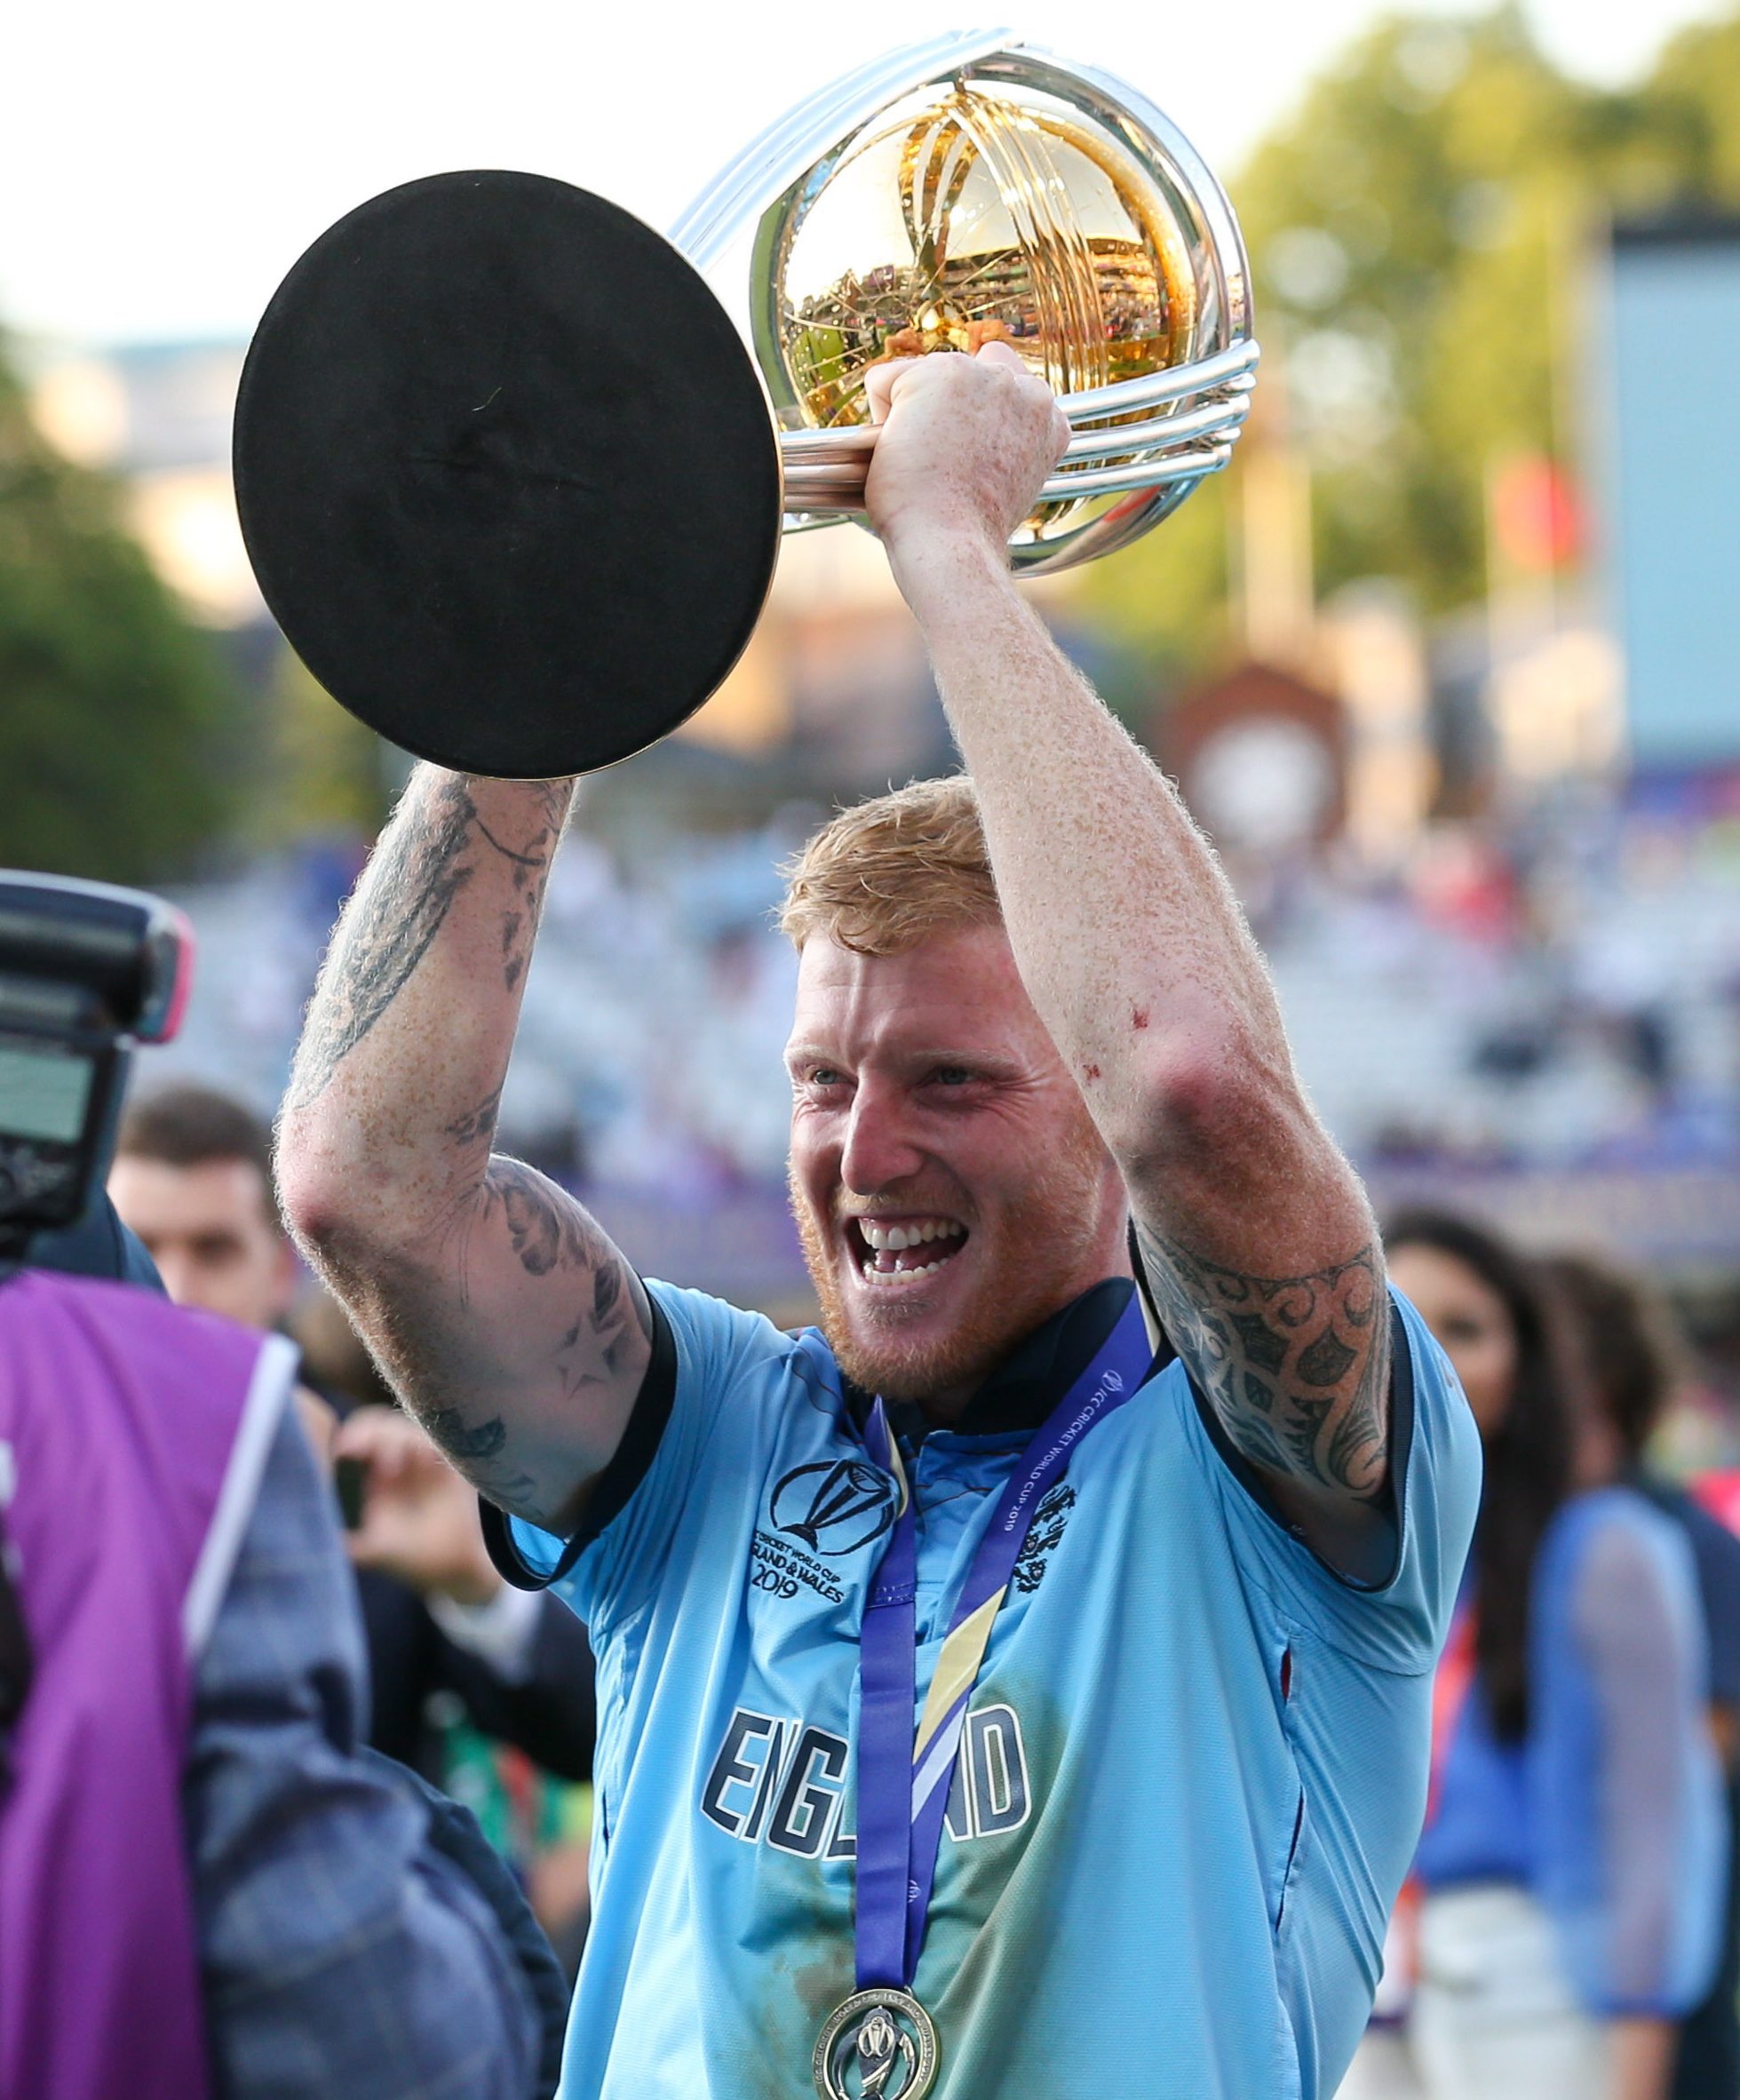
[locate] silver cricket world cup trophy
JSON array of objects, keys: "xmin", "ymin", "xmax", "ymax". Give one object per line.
[{"xmin": 675, "ymin": 28, "xmax": 1259, "ymax": 574}]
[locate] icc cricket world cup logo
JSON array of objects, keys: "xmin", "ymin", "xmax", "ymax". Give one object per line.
[{"xmin": 773, "ymin": 1459, "xmax": 898, "ymax": 1556}]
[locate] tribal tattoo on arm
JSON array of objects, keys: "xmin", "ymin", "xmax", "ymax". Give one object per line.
[{"xmin": 1134, "ymin": 1222, "xmax": 1391, "ymax": 1505}]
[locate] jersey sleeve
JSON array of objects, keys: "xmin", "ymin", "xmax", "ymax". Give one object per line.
[
  {"xmin": 1530, "ymin": 1494, "xmax": 1728, "ymax": 2015},
  {"xmin": 505, "ymin": 1279, "xmax": 789, "ymax": 1646},
  {"xmin": 1184, "ymin": 1286, "xmax": 1483, "ymax": 1672}
]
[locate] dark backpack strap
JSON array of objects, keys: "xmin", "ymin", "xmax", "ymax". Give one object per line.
[{"xmin": 0, "ymin": 1511, "xmax": 33, "ymax": 1789}]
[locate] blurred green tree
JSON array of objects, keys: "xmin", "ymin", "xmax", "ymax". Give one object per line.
[
  {"xmin": 1633, "ymin": 12, "xmax": 1740, "ymax": 203},
  {"xmin": 0, "ymin": 344, "xmax": 237, "ymax": 882},
  {"xmin": 1076, "ymin": 3, "xmax": 1740, "ymax": 687},
  {"xmin": 249, "ymin": 644, "xmax": 389, "ymax": 848}
]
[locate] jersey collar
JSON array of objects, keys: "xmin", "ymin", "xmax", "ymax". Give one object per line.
[{"xmin": 845, "ymin": 1276, "xmax": 1159, "ymax": 1443}]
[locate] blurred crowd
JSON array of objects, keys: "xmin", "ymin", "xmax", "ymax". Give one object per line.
[
  {"xmin": 152, "ymin": 779, "xmax": 1740, "ymax": 1233},
  {"xmin": 1260, "ymin": 784, "xmax": 1740, "ymax": 1173},
  {"xmin": 1343, "ymin": 1214, "xmax": 1740, "ymax": 2100}
]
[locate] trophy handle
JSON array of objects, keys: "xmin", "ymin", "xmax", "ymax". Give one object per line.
[{"xmin": 776, "ymin": 338, "xmax": 1259, "ymax": 517}]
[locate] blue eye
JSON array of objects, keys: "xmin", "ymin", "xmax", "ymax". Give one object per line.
[{"xmin": 931, "ymin": 1067, "xmax": 973, "ymax": 1086}]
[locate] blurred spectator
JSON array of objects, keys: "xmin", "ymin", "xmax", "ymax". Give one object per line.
[
  {"xmin": 108, "ymin": 1086, "xmax": 298, "ymax": 1327},
  {"xmin": 289, "ymin": 1282, "xmax": 396, "ymax": 1408},
  {"xmin": 1375, "ymin": 1212, "xmax": 1725, "ymax": 2100},
  {"xmin": 0, "ymin": 1258, "xmax": 561, "ymax": 2098},
  {"xmin": 1544, "ymin": 1250, "xmax": 1740, "ymax": 2100},
  {"xmin": 110, "ymin": 1085, "xmax": 600, "ymax": 1791}
]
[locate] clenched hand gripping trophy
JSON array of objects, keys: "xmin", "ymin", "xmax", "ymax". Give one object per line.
[{"xmin": 234, "ymin": 30, "xmax": 1258, "ymax": 779}]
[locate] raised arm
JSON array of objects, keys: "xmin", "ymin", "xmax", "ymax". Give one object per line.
[
  {"xmin": 863, "ymin": 346, "xmax": 1389, "ymax": 1568},
  {"xmin": 276, "ymin": 768, "xmax": 651, "ymax": 1532}
]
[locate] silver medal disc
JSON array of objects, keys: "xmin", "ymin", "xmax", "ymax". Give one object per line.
[{"xmin": 813, "ymin": 1987, "xmax": 940, "ymax": 2100}]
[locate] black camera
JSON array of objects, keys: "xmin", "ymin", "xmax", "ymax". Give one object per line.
[{"xmin": 0, "ymin": 871, "xmax": 193, "ymax": 1252}]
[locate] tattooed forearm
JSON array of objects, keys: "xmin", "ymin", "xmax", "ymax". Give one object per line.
[
  {"xmin": 1135, "ymin": 1224, "xmax": 1391, "ymax": 1501},
  {"xmin": 482, "ymin": 1157, "xmax": 600, "ymax": 1276},
  {"xmin": 362, "ymin": 1167, "xmax": 648, "ymax": 1524},
  {"xmin": 420, "ymin": 1405, "xmax": 538, "ymax": 1508},
  {"xmin": 424, "ymin": 1404, "xmax": 505, "ymax": 1461},
  {"xmin": 290, "ymin": 774, "xmax": 573, "ymax": 1110},
  {"xmin": 290, "ymin": 776, "xmax": 480, "ymax": 1108},
  {"xmin": 477, "ymin": 784, "xmax": 569, "ymax": 993}
]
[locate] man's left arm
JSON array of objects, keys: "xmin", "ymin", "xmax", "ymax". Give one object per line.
[{"xmin": 865, "ymin": 346, "xmax": 1389, "ymax": 1571}]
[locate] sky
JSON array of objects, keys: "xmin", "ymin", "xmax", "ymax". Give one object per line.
[{"xmin": 3, "ymin": 0, "xmax": 1726, "ymax": 347}]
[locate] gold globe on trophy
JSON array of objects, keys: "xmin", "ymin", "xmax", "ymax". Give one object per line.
[{"xmin": 677, "ymin": 29, "xmax": 1258, "ymax": 573}]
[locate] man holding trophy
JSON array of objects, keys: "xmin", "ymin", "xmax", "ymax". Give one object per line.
[{"xmin": 261, "ymin": 37, "xmax": 1480, "ymax": 2099}]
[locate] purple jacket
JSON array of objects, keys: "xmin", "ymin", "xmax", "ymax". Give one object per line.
[{"xmin": 0, "ymin": 1268, "xmax": 294, "ymax": 2100}]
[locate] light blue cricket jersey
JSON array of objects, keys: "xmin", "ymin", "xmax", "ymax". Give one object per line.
[{"xmin": 511, "ymin": 1278, "xmax": 1480, "ymax": 2100}]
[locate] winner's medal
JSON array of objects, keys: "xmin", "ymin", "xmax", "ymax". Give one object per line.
[
  {"xmin": 814, "ymin": 1989, "xmax": 940, "ymax": 2100},
  {"xmin": 812, "ymin": 1297, "xmax": 1153, "ymax": 2099}
]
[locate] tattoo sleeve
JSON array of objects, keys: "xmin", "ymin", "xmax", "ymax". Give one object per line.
[
  {"xmin": 290, "ymin": 774, "xmax": 570, "ymax": 1110},
  {"xmin": 1134, "ymin": 1222, "xmax": 1391, "ymax": 1504},
  {"xmin": 280, "ymin": 768, "xmax": 663, "ymax": 1532},
  {"xmin": 354, "ymin": 1158, "xmax": 653, "ymax": 1528}
]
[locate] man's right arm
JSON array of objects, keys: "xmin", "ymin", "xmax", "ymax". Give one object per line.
[{"xmin": 277, "ymin": 765, "xmax": 650, "ymax": 1533}]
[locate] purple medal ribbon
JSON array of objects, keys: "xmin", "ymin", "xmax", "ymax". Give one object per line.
[{"xmin": 853, "ymin": 1293, "xmax": 1154, "ymax": 1993}]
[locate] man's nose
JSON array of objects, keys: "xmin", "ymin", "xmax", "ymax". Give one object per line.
[{"xmin": 839, "ymin": 1085, "xmax": 925, "ymax": 1197}]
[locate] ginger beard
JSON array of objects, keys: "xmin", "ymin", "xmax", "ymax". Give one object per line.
[{"xmin": 789, "ymin": 1097, "xmax": 1118, "ymax": 1410}]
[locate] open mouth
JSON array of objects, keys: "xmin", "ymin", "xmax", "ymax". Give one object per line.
[{"xmin": 846, "ymin": 1215, "xmax": 970, "ymax": 1287}]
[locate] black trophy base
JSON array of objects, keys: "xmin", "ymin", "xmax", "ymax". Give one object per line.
[{"xmin": 233, "ymin": 169, "xmax": 783, "ymax": 779}]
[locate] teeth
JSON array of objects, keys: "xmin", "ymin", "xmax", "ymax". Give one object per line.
[
  {"xmin": 857, "ymin": 1219, "xmax": 963, "ymax": 1251},
  {"xmin": 861, "ymin": 1259, "xmax": 949, "ymax": 1285}
]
